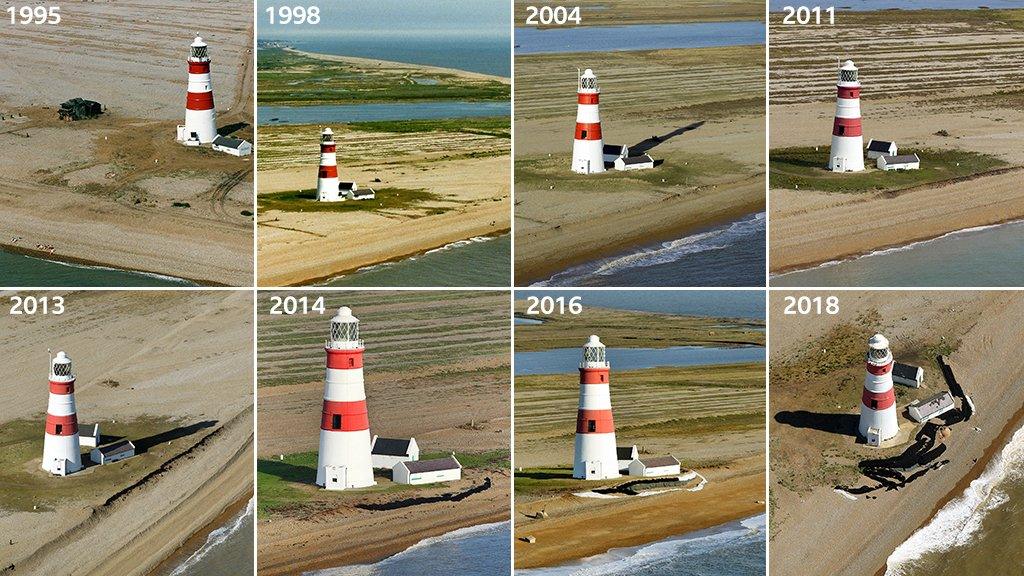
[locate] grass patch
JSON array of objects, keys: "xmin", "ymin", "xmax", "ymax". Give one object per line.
[
  {"xmin": 258, "ymin": 187, "xmax": 446, "ymax": 213},
  {"xmin": 422, "ymin": 449, "xmax": 510, "ymax": 469},
  {"xmin": 258, "ymin": 48, "xmax": 509, "ymax": 106},
  {"xmin": 770, "ymin": 146, "xmax": 1008, "ymax": 193},
  {"xmin": 513, "ymin": 467, "xmax": 587, "ymax": 495},
  {"xmin": 347, "ymin": 116, "xmax": 510, "ymax": 138},
  {"xmin": 516, "ymin": 152, "xmax": 747, "ymax": 193},
  {"xmin": 618, "ymin": 412, "xmax": 766, "ymax": 437}
]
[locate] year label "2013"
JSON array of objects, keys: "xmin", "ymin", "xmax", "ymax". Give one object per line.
[
  {"xmin": 9, "ymin": 296, "xmax": 65, "ymax": 315},
  {"xmin": 783, "ymin": 296, "xmax": 839, "ymax": 315},
  {"xmin": 781, "ymin": 5, "xmax": 834, "ymax": 25}
]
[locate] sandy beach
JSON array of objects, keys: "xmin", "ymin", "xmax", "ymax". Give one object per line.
[
  {"xmin": 0, "ymin": 291, "xmax": 254, "ymax": 575},
  {"xmin": 0, "ymin": 1, "xmax": 254, "ymax": 285},
  {"xmin": 285, "ymin": 48, "xmax": 511, "ymax": 84},
  {"xmin": 768, "ymin": 10, "xmax": 1024, "ymax": 275},
  {"xmin": 769, "ymin": 291, "xmax": 1024, "ymax": 576}
]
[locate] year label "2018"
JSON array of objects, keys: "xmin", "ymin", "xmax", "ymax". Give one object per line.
[{"xmin": 783, "ymin": 296, "xmax": 839, "ymax": 315}]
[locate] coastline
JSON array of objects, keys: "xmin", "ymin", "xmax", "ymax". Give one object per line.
[
  {"xmin": 0, "ymin": 242, "xmax": 210, "ymax": 286},
  {"xmin": 145, "ymin": 492, "xmax": 253, "ymax": 576},
  {"xmin": 283, "ymin": 47, "xmax": 511, "ymax": 84},
  {"xmin": 874, "ymin": 398, "xmax": 1024, "ymax": 576},
  {"xmin": 516, "ymin": 178, "xmax": 764, "ymax": 284}
]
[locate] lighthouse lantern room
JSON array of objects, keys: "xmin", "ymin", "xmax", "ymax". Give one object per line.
[
  {"xmin": 42, "ymin": 351, "xmax": 83, "ymax": 476},
  {"xmin": 573, "ymin": 335, "xmax": 620, "ymax": 480},
  {"xmin": 859, "ymin": 334, "xmax": 899, "ymax": 446},
  {"xmin": 571, "ymin": 69, "xmax": 606, "ymax": 174},
  {"xmin": 316, "ymin": 307, "xmax": 376, "ymax": 490},
  {"xmin": 828, "ymin": 60, "xmax": 865, "ymax": 172}
]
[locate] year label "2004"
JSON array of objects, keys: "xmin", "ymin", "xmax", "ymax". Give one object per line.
[{"xmin": 524, "ymin": 5, "xmax": 581, "ymax": 25}]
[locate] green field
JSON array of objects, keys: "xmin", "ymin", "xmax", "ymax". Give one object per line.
[
  {"xmin": 345, "ymin": 117, "xmax": 510, "ymax": 138},
  {"xmin": 257, "ymin": 448, "xmax": 510, "ymax": 516},
  {"xmin": 257, "ymin": 187, "xmax": 448, "ymax": 214},
  {"xmin": 258, "ymin": 48, "xmax": 510, "ymax": 106},
  {"xmin": 769, "ymin": 147, "xmax": 1009, "ymax": 193}
]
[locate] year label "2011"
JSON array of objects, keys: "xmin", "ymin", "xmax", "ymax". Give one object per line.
[
  {"xmin": 783, "ymin": 296, "xmax": 839, "ymax": 315},
  {"xmin": 9, "ymin": 296, "xmax": 65, "ymax": 315},
  {"xmin": 525, "ymin": 296, "xmax": 583, "ymax": 315},
  {"xmin": 269, "ymin": 295, "xmax": 326, "ymax": 315},
  {"xmin": 525, "ymin": 5, "xmax": 581, "ymax": 25},
  {"xmin": 781, "ymin": 5, "xmax": 834, "ymax": 25},
  {"xmin": 6, "ymin": 6, "xmax": 60, "ymax": 25}
]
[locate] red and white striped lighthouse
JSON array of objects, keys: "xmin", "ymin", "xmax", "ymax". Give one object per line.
[
  {"xmin": 859, "ymin": 333, "xmax": 899, "ymax": 446},
  {"xmin": 42, "ymin": 351, "xmax": 83, "ymax": 476},
  {"xmin": 828, "ymin": 60, "xmax": 865, "ymax": 172},
  {"xmin": 181, "ymin": 35, "xmax": 218, "ymax": 144},
  {"xmin": 571, "ymin": 68, "xmax": 606, "ymax": 174},
  {"xmin": 573, "ymin": 335, "xmax": 619, "ymax": 480},
  {"xmin": 316, "ymin": 127, "xmax": 340, "ymax": 202},
  {"xmin": 316, "ymin": 307, "xmax": 375, "ymax": 490}
]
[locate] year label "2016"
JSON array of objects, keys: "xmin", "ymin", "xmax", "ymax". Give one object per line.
[
  {"xmin": 525, "ymin": 296, "xmax": 583, "ymax": 315},
  {"xmin": 9, "ymin": 296, "xmax": 65, "ymax": 315},
  {"xmin": 525, "ymin": 5, "xmax": 581, "ymax": 25},
  {"xmin": 269, "ymin": 295, "xmax": 326, "ymax": 315},
  {"xmin": 6, "ymin": 6, "xmax": 60, "ymax": 25},
  {"xmin": 265, "ymin": 5, "xmax": 321, "ymax": 25},
  {"xmin": 783, "ymin": 296, "xmax": 839, "ymax": 315},
  {"xmin": 781, "ymin": 6, "xmax": 834, "ymax": 25}
]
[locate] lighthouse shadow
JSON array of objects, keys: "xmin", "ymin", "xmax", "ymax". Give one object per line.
[
  {"xmin": 774, "ymin": 410, "xmax": 859, "ymax": 437},
  {"xmin": 218, "ymin": 121, "xmax": 250, "ymax": 137},
  {"xmin": 133, "ymin": 420, "xmax": 217, "ymax": 454},
  {"xmin": 629, "ymin": 121, "xmax": 706, "ymax": 156}
]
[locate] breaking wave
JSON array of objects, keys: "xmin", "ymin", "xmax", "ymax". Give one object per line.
[
  {"xmin": 168, "ymin": 498, "xmax": 254, "ymax": 576},
  {"xmin": 535, "ymin": 212, "xmax": 764, "ymax": 287},
  {"xmin": 884, "ymin": 424, "xmax": 1024, "ymax": 575}
]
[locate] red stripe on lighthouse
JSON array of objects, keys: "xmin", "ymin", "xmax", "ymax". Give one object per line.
[
  {"xmin": 833, "ymin": 117, "xmax": 862, "ymax": 137},
  {"xmin": 45, "ymin": 413, "xmax": 79, "ymax": 436},
  {"xmin": 575, "ymin": 122, "xmax": 602, "ymax": 140},
  {"xmin": 577, "ymin": 93, "xmax": 599, "ymax": 105},
  {"xmin": 862, "ymin": 388, "xmax": 896, "ymax": 410},
  {"xmin": 49, "ymin": 379, "xmax": 75, "ymax": 395},
  {"xmin": 186, "ymin": 91, "xmax": 215, "ymax": 111},
  {"xmin": 326, "ymin": 348, "xmax": 363, "ymax": 369},
  {"xmin": 321, "ymin": 400, "xmax": 369, "ymax": 431},
  {"xmin": 837, "ymin": 86, "xmax": 860, "ymax": 99},
  {"xmin": 319, "ymin": 166, "xmax": 339, "ymax": 178},
  {"xmin": 866, "ymin": 361, "xmax": 893, "ymax": 376},
  {"xmin": 320, "ymin": 144, "xmax": 336, "ymax": 153},
  {"xmin": 576, "ymin": 409, "xmax": 615, "ymax": 433},
  {"xmin": 579, "ymin": 368, "xmax": 610, "ymax": 384},
  {"xmin": 188, "ymin": 61, "xmax": 211, "ymax": 74}
]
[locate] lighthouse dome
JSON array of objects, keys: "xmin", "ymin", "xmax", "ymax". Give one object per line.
[
  {"xmin": 585, "ymin": 334, "xmax": 605, "ymax": 348},
  {"xmin": 191, "ymin": 36, "xmax": 207, "ymax": 47},
  {"xmin": 841, "ymin": 60, "xmax": 857, "ymax": 70},
  {"xmin": 868, "ymin": 333, "xmax": 889, "ymax": 350}
]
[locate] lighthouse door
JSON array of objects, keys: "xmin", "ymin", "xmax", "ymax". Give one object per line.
[
  {"xmin": 587, "ymin": 461, "xmax": 602, "ymax": 479},
  {"xmin": 832, "ymin": 156, "xmax": 846, "ymax": 172}
]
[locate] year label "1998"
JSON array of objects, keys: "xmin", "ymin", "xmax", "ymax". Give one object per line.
[
  {"xmin": 269, "ymin": 295, "xmax": 326, "ymax": 315},
  {"xmin": 781, "ymin": 5, "xmax": 834, "ymax": 25},
  {"xmin": 6, "ymin": 6, "xmax": 61, "ymax": 25},
  {"xmin": 9, "ymin": 295, "xmax": 65, "ymax": 315},
  {"xmin": 525, "ymin": 5, "xmax": 581, "ymax": 25},
  {"xmin": 525, "ymin": 295, "xmax": 583, "ymax": 315},
  {"xmin": 783, "ymin": 295, "xmax": 839, "ymax": 315},
  {"xmin": 265, "ymin": 5, "xmax": 320, "ymax": 25}
]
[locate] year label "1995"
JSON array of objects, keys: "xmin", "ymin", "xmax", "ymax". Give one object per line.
[
  {"xmin": 265, "ymin": 5, "xmax": 321, "ymax": 25},
  {"xmin": 6, "ymin": 6, "xmax": 61, "ymax": 25},
  {"xmin": 525, "ymin": 5, "xmax": 581, "ymax": 25},
  {"xmin": 9, "ymin": 295, "xmax": 65, "ymax": 315},
  {"xmin": 269, "ymin": 295, "xmax": 326, "ymax": 315},
  {"xmin": 783, "ymin": 295, "xmax": 839, "ymax": 315},
  {"xmin": 525, "ymin": 295, "xmax": 583, "ymax": 315},
  {"xmin": 781, "ymin": 5, "xmax": 834, "ymax": 25}
]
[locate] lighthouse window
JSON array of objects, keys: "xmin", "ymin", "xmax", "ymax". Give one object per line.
[
  {"xmin": 580, "ymin": 129, "xmax": 588, "ymax": 138},
  {"xmin": 55, "ymin": 424, "xmax": 62, "ymax": 434},
  {"xmin": 840, "ymin": 69, "xmax": 857, "ymax": 83},
  {"xmin": 53, "ymin": 363, "xmax": 72, "ymax": 377},
  {"xmin": 191, "ymin": 46, "xmax": 208, "ymax": 59},
  {"xmin": 600, "ymin": 374, "xmax": 606, "ymax": 382},
  {"xmin": 332, "ymin": 414, "xmax": 342, "ymax": 430},
  {"xmin": 837, "ymin": 126, "xmax": 845, "ymax": 135},
  {"xmin": 870, "ymin": 400, "xmax": 878, "ymax": 409},
  {"xmin": 587, "ymin": 420, "xmax": 596, "ymax": 432}
]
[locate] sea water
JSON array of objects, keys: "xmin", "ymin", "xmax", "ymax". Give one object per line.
[
  {"xmin": 0, "ymin": 248, "xmax": 195, "ymax": 287},
  {"xmin": 304, "ymin": 521, "xmax": 510, "ymax": 576},
  {"xmin": 516, "ymin": 515, "xmax": 766, "ymax": 576},
  {"xmin": 771, "ymin": 221, "xmax": 1024, "ymax": 287},
  {"xmin": 321, "ymin": 234, "xmax": 509, "ymax": 287},
  {"xmin": 885, "ymin": 425, "xmax": 1024, "ymax": 575},
  {"xmin": 515, "ymin": 21, "xmax": 764, "ymax": 54},
  {"xmin": 516, "ymin": 345, "xmax": 764, "ymax": 375},
  {"xmin": 160, "ymin": 499, "xmax": 254, "ymax": 576},
  {"xmin": 535, "ymin": 213, "xmax": 766, "ymax": 287}
]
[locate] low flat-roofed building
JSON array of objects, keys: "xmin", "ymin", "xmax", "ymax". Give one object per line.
[
  {"xmin": 90, "ymin": 440, "xmax": 136, "ymax": 465},
  {"xmin": 878, "ymin": 153, "xmax": 920, "ymax": 171},
  {"xmin": 908, "ymin": 391, "xmax": 955, "ymax": 423},
  {"xmin": 393, "ymin": 456, "xmax": 461, "ymax": 485},
  {"xmin": 628, "ymin": 455, "xmax": 681, "ymax": 477}
]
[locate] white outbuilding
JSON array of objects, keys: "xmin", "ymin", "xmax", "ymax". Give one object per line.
[
  {"xmin": 371, "ymin": 436, "xmax": 419, "ymax": 469},
  {"xmin": 603, "ymin": 144, "xmax": 628, "ymax": 165},
  {"xmin": 892, "ymin": 363, "xmax": 924, "ymax": 388},
  {"xmin": 866, "ymin": 139, "xmax": 897, "ymax": 160},
  {"xmin": 79, "ymin": 423, "xmax": 100, "ymax": 448},
  {"xmin": 614, "ymin": 154, "xmax": 654, "ymax": 171},
  {"xmin": 908, "ymin": 392, "xmax": 955, "ymax": 423},
  {"xmin": 627, "ymin": 455, "xmax": 681, "ymax": 477},
  {"xmin": 617, "ymin": 445, "xmax": 638, "ymax": 472},
  {"xmin": 393, "ymin": 456, "xmax": 462, "ymax": 485},
  {"xmin": 90, "ymin": 440, "xmax": 135, "ymax": 465},
  {"xmin": 877, "ymin": 154, "xmax": 920, "ymax": 171},
  {"xmin": 211, "ymin": 135, "xmax": 252, "ymax": 157}
]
